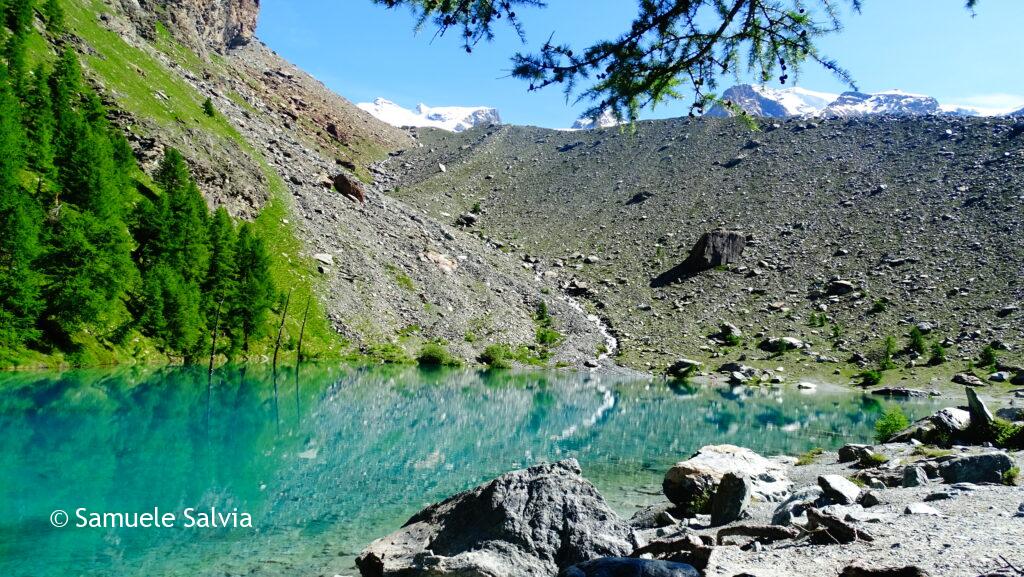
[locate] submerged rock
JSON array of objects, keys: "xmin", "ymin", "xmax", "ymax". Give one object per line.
[{"xmin": 356, "ymin": 459, "xmax": 635, "ymax": 577}]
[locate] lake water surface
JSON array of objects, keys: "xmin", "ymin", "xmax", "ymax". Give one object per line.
[{"xmin": 0, "ymin": 365, "xmax": 943, "ymax": 576}]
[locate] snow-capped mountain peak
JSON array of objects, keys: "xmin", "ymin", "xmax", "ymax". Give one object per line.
[
  {"xmin": 706, "ymin": 85, "xmax": 838, "ymax": 118},
  {"xmin": 823, "ymin": 89, "xmax": 939, "ymax": 117},
  {"xmin": 706, "ymin": 84, "xmax": 1021, "ymax": 119},
  {"xmin": 571, "ymin": 108, "xmax": 623, "ymax": 130},
  {"xmin": 357, "ymin": 98, "xmax": 501, "ymax": 132}
]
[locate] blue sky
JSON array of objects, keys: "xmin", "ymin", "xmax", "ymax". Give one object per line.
[{"xmin": 257, "ymin": 1, "xmax": 1024, "ymax": 128}]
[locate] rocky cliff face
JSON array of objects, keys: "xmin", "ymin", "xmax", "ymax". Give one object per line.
[
  {"xmin": 119, "ymin": 0, "xmax": 260, "ymax": 52},
  {"xmin": 67, "ymin": 0, "xmax": 605, "ymax": 366}
]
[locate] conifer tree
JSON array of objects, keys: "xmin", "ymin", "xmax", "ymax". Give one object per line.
[
  {"xmin": 43, "ymin": 60, "xmax": 138, "ymax": 337},
  {"xmin": 204, "ymin": 207, "xmax": 237, "ymax": 356},
  {"xmin": 3, "ymin": 27, "xmax": 27, "ymax": 97},
  {"xmin": 42, "ymin": 0, "xmax": 63, "ymax": 33},
  {"xmin": 49, "ymin": 48, "xmax": 80, "ymax": 161},
  {"xmin": 23, "ymin": 65, "xmax": 55, "ymax": 178},
  {"xmin": 0, "ymin": 66, "xmax": 43, "ymax": 347},
  {"xmin": 153, "ymin": 148, "xmax": 210, "ymax": 283},
  {"xmin": 232, "ymin": 222, "xmax": 275, "ymax": 352},
  {"xmin": 4, "ymin": 0, "xmax": 34, "ymax": 32},
  {"xmin": 205, "ymin": 207, "xmax": 237, "ymax": 311},
  {"xmin": 379, "ymin": 0, "xmax": 979, "ymax": 122},
  {"xmin": 134, "ymin": 149, "xmax": 213, "ymax": 357}
]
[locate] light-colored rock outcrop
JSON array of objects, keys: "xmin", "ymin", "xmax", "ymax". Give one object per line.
[{"xmin": 356, "ymin": 460, "xmax": 636, "ymax": 577}]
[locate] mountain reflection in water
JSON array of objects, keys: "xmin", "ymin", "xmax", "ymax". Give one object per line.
[{"xmin": 0, "ymin": 364, "xmax": 942, "ymax": 577}]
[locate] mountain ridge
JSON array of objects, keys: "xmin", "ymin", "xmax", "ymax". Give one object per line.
[
  {"xmin": 357, "ymin": 98, "xmax": 501, "ymax": 132},
  {"xmin": 708, "ymin": 83, "xmax": 1022, "ymax": 119}
]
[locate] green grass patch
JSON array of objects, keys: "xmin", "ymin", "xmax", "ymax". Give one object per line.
[
  {"xmin": 1003, "ymin": 466, "xmax": 1020, "ymax": 486},
  {"xmin": 65, "ymin": 0, "xmax": 241, "ymax": 144},
  {"xmin": 251, "ymin": 180, "xmax": 342, "ymax": 360},
  {"xmin": 226, "ymin": 90, "xmax": 259, "ymax": 115},
  {"xmin": 364, "ymin": 342, "xmax": 413, "ymax": 365},
  {"xmin": 991, "ymin": 418, "xmax": 1024, "ymax": 450},
  {"xmin": 536, "ymin": 326, "xmax": 563, "ymax": 347},
  {"xmin": 385, "ymin": 264, "xmax": 416, "ymax": 292},
  {"xmin": 912, "ymin": 446, "xmax": 954, "ymax": 459},
  {"xmin": 860, "ymin": 452, "xmax": 890, "ymax": 467},
  {"xmin": 152, "ymin": 20, "xmax": 208, "ymax": 74},
  {"xmin": 478, "ymin": 344, "xmax": 513, "ymax": 369},
  {"xmin": 795, "ymin": 447, "xmax": 824, "ymax": 466},
  {"xmin": 858, "ymin": 369, "xmax": 882, "ymax": 387},
  {"xmin": 477, "ymin": 342, "xmax": 550, "ymax": 368}
]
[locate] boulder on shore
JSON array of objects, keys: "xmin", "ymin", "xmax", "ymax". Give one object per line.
[
  {"xmin": 709, "ymin": 472, "xmax": 752, "ymax": 526},
  {"xmin": 938, "ymin": 452, "xmax": 1014, "ymax": 484},
  {"xmin": 356, "ymin": 459, "xmax": 636, "ymax": 577},
  {"xmin": 663, "ymin": 445, "xmax": 790, "ymax": 516},
  {"xmin": 561, "ymin": 558, "xmax": 700, "ymax": 577}
]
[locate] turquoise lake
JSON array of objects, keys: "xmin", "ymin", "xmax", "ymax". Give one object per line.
[{"xmin": 0, "ymin": 365, "xmax": 944, "ymax": 576}]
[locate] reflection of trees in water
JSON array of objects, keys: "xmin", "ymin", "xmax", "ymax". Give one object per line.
[{"xmin": 0, "ymin": 367, "xmax": 946, "ymax": 577}]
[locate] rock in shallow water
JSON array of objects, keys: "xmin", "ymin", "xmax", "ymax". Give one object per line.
[{"xmin": 356, "ymin": 459, "xmax": 636, "ymax": 577}]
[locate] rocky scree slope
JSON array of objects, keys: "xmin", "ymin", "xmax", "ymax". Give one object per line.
[
  {"xmin": 379, "ymin": 117, "xmax": 1024, "ymax": 376},
  {"xmin": 63, "ymin": 0, "xmax": 604, "ymax": 364}
]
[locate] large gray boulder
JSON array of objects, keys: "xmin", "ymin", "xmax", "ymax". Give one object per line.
[
  {"xmin": 818, "ymin": 475, "xmax": 861, "ymax": 505},
  {"xmin": 933, "ymin": 408, "xmax": 971, "ymax": 433},
  {"xmin": 772, "ymin": 485, "xmax": 826, "ymax": 525},
  {"xmin": 889, "ymin": 405, "xmax": 973, "ymax": 445},
  {"xmin": 938, "ymin": 452, "xmax": 1014, "ymax": 484},
  {"xmin": 688, "ymin": 230, "xmax": 746, "ymax": 269},
  {"xmin": 651, "ymin": 230, "xmax": 745, "ymax": 286},
  {"xmin": 663, "ymin": 445, "xmax": 790, "ymax": 516},
  {"xmin": 356, "ymin": 460, "xmax": 636, "ymax": 577},
  {"xmin": 561, "ymin": 558, "xmax": 700, "ymax": 577},
  {"xmin": 709, "ymin": 472, "xmax": 752, "ymax": 526},
  {"xmin": 965, "ymin": 387, "xmax": 994, "ymax": 428}
]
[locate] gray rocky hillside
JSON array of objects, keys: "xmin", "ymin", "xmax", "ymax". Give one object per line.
[
  {"xmin": 65, "ymin": 0, "xmax": 605, "ymax": 364},
  {"xmin": 379, "ymin": 117, "xmax": 1024, "ymax": 374}
]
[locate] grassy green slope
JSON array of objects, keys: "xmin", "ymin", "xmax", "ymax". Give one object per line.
[{"xmin": 3, "ymin": 0, "xmax": 342, "ymax": 368}]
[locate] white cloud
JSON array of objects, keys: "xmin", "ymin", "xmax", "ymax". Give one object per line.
[{"xmin": 942, "ymin": 93, "xmax": 1024, "ymax": 115}]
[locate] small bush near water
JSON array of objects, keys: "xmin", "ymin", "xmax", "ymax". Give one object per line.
[
  {"xmin": 875, "ymin": 404, "xmax": 910, "ymax": 443},
  {"xmin": 858, "ymin": 370, "xmax": 882, "ymax": 387},
  {"xmin": 416, "ymin": 342, "xmax": 462, "ymax": 367},
  {"xmin": 478, "ymin": 344, "xmax": 513, "ymax": 369}
]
